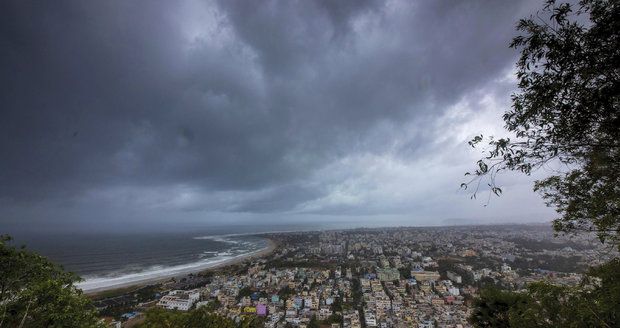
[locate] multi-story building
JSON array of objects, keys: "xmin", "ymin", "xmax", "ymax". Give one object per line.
[{"xmin": 157, "ymin": 289, "xmax": 200, "ymax": 311}]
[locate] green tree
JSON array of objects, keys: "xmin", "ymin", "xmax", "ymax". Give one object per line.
[
  {"xmin": 188, "ymin": 307, "xmax": 237, "ymax": 328},
  {"xmin": 330, "ymin": 294, "xmax": 343, "ymax": 312},
  {"xmin": 467, "ymin": 0, "xmax": 620, "ymax": 326},
  {"xmin": 325, "ymin": 313, "xmax": 343, "ymax": 325},
  {"xmin": 237, "ymin": 287, "xmax": 253, "ymax": 301},
  {"xmin": 465, "ymin": 0, "xmax": 620, "ymax": 249},
  {"xmin": 278, "ymin": 285, "xmax": 293, "ymax": 300},
  {"xmin": 140, "ymin": 307, "xmax": 237, "ymax": 328},
  {"xmin": 469, "ymin": 288, "xmax": 528, "ymax": 328},
  {"xmin": 238, "ymin": 315, "xmax": 265, "ymax": 328},
  {"xmin": 203, "ymin": 299, "xmax": 222, "ymax": 312},
  {"xmin": 0, "ymin": 235, "xmax": 103, "ymax": 327},
  {"xmin": 308, "ymin": 315, "xmax": 320, "ymax": 328},
  {"xmin": 470, "ymin": 259, "xmax": 620, "ymax": 327},
  {"xmin": 398, "ymin": 265, "xmax": 412, "ymax": 279},
  {"xmin": 139, "ymin": 308, "xmax": 188, "ymax": 328}
]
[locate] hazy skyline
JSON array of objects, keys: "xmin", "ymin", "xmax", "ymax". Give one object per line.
[{"xmin": 1, "ymin": 0, "xmax": 556, "ymax": 233}]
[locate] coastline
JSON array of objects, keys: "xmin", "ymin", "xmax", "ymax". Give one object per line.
[{"xmin": 83, "ymin": 237, "xmax": 277, "ymax": 296}]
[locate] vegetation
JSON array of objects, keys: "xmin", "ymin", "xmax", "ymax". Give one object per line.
[
  {"xmin": 398, "ymin": 265, "xmax": 412, "ymax": 279},
  {"xmin": 266, "ymin": 257, "xmax": 337, "ymax": 270},
  {"xmin": 0, "ymin": 235, "xmax": 104, "ymax": 327},
  {"xmin": 236, "ymin": 287, "xmax": 254, "ymax": 301},
  {"xmin": 330, "ymin": 293, "xmax": 343, "ymax": 312},
  {"xmin": 510, "ymin": 254, "xmax": 587, "ymax": 273},
  {"xmin": 139, "ymin": 307, "xmax": 236, "ymax": 328},
  {"xmin": 470, "ymin": 259, "xmax": 620, "ymax": 327},
  {"xmin": 467, "ymin": 0, "xmax": 620, "ymax": 326},
  {"xmin": 437, "ymin": 259, "xmax": 475, "ymax": 286},
  {"xmin": 324, "ymin": 313, "xmax": 343, "ymax": 325},
  {"xmin": 351, "ymin": 278, "xmax": 363, "ymax": 307},
  {"xmin": 465, "ymin": 0, "xmax": 620, "ymax": 249},
  {"xmin": 202, "ymin": 299, "xmax": 222, "ymax": 312},
  {"xmin": 308, "ymin": 315, "xmax": 320, "ymax": 328},
  {"xmin": 139, "ymin": 307, "xmax": 268, "ymax": 328},
  {"xmin": 277, "ymin": 285, "xmax": 294, "ymax": 301}
]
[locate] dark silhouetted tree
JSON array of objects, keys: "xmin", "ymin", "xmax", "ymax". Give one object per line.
[
  {"xmin": 466, "ymin": 0, "xmax": 620, "ymax": 326},
  {"xmin": 469, "ymin": 259, "xmax": 620, "ymax": 327},
  {"xmin": 140, "ymin": 307, "xmax": 237, "ymax": 328},
  {"xmin": 0, "ymin": 235, "xmax": 103, "ymax": 327},
  {"xmin": 464, "ymin": 0, "xmax": 620, "ymax": 249}
]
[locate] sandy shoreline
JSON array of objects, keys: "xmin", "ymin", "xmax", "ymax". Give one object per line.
[{"xmin": 83, "ymin": 237, "xmax": 277, "ymax": 296}]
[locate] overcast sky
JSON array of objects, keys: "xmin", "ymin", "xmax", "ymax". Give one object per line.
[{"xmin": 1, "ymin": 0, "xmax": 557, "ymax": 233}]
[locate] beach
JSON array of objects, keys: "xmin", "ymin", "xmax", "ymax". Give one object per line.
[{"xmin": 82, "ymin": 237, "xmax": 277, "ymax": 295}]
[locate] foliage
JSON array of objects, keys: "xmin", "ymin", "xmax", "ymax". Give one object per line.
[
  {"xmin": 237, "ymin": 287, "xmax": 253, "ymax": 301},
  {"xmin": 437, "ymin": 259, "xmax": 474, "ymax": 286},
  {"xmin": 398, "ymin": 265, "xmax": 412, "ymax": 279},
  {"xmin": 139, "ymin": 307, "xmax": 236, "ymax": 328},
  {"xmin": 469, "ymin": 288, "xmax": 528, "ymax": 327},
  {"xmin": 467, "ymin": 1, "xmax": 620, "ymax": 325},
  {"xmin": 238, "ymin": 315, "xmax": 265, "ymax": 328},
  {"xmin": 203, "ymin": 299, "xmax": 222, "ymax": 312},
  {"xmin": 278, "ymin": 285, "xmax": 294, "ymax": 300},
  {"xmin": 330, "ymin": 294, "xmax": 343, "ymax": 312},
  {"xmin": 470, "ymin": 259, "xmax": 620, "ymax": 327},
  {"xmin": 324, "ymin": 313, "xmax": 343, "ymax": 325},
  {"xmin": 140, "ymin": 307, "xmax": 269, "ymax": 328},
  {"xmin": 308, "ymin": 315, "xmax": 320, "ymax": 328},
  {"xmin": 140, "ymin": 308, "xmax": 188, "ymax": 328},
  {"xmin": 464, "ymin": 0, "xmax": 620, "ymax": 249},
  {"xmin": 351, "ymin": 278, "xmax": 363, "ymax": 306},
  {"xmin": 0, "ymin": 235, "xmax": 104, "ymax": 327}
]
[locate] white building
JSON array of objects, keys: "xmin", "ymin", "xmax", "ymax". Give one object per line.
[
  {"xmin": 364, "ymin": 310, "xmax": 377, "ymax": 327},
  {"xmin": 447, "ymin": 271, "xmax": 462, "ymax": 284},
  {"xmin": 157, "ymin": 289, "xmax": 200, "ymax": 311},
  {"xmin": 448, "ymin": 287, "xmax": 460, "ymax": 296}
]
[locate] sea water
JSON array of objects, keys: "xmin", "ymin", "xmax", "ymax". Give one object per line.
[{"xmin": 11, "ymin": 231, "xmax": 269, "ymax": 291}]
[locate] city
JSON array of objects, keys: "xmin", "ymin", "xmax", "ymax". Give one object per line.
[
  {"xmin": 95, "ymin": 224, "xmax": 612, "ymax": 327},
  {"xmin": 2, "ymin": 0, "xmax": 618, "ymax": 326}
]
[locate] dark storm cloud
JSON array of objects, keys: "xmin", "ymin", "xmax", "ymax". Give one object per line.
[{"xmin": 1, "ymin": 0, "xmax": 543, "ymax": 220}]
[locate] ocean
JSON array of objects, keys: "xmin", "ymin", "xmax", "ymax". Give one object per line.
[
  {"xmin": 7, "ymin": 223, "xmax": 335, "ymax": 292},
  {"xmin": 8, "ymin": 221, "xmax": 404, "ymax": 291},
  {"xmin": 10, "ymin": 229, "xmax": 279, "ymax": 291}
]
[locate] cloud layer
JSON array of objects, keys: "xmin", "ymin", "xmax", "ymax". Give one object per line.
[{"xmin": 0, "ymin": 0, "xmax": 554, "ymax": 230}]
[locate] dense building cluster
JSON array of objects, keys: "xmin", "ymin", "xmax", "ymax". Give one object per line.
[
  {"xmin": 198, "ymin": 267, "xmax": 349, "ymax": 327},
  {"xmin": 100, "ymin": 225, "xmax": 612, "ymax": 327}
]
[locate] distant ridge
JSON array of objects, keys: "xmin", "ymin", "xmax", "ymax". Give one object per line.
[{"xmin": 441, "ymin": 217, "xmax": 552, "ymax": 227}]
